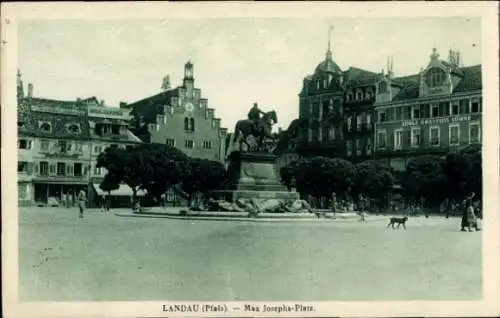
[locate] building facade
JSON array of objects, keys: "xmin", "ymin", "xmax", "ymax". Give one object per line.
[
  {"xmin": 296, "ymin": 40, "xmax": 383, "ymax": 161},
  {"xmin": 17, "ymin": 72, "xmax": 142, "ymax": 206},
  {"xmin": 373, "ymin": 48, "xmax": 482, "ymax": 181},
  {"xmin": 125, "ymin": 61, "xmax": 228, "ymax": 162}
]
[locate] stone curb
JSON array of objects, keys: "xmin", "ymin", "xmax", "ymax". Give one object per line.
[{"xmin": 114, "ymin": 211, "xmax": 392, "ymax": 223}]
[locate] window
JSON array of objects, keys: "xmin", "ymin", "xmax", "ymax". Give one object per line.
[
  {"xmin": 378, "ymin": 110, "xmax": 386, "ymax": 122},
  {"xmin": 425, "ymin": 68, "xmax": 446, "ymax": 87},
  {"xmin": 73, "ymin": 163, "xmax": 83, "ymax": 177},
  {"xmin": 166, "ymin": 138, "xmax": 175, "ymax": 147},
  {"xmin": 449, "ymin": 124, "xmax": 460, "ymax": 146},
  {"xmin": 39, "ymin": 161, "xmax": 49, "ymax": 176},
  {"xmin": 451, "ymin": 102, "xmax": 459, "ymax": 115},
  {"xmin": 356, "ymin": 91, "xmax": 363, "ymax": 100},
  {"xmin": 377, "ymin": 130, "xmax": 387, "ymax": 149},
  {"xmin": 471, "ymin": 100, "xmax": 480, "ymax": 113},
  {"xmin": 67, "ymin": 124, "xmax": 80, "ymax": 134},
  {"xmin": 328, "ymin": 126, "xmax": 335, "ymax": 140},
  {"xmin": 411, "ymin": 128, "xmax": 421, "ymax": 147},
  {"xmin": 184, "ymin": 117, "xmax": 195, "ymax": 132},
  {"xmin": 356, "ymin": 115, "xmax": 362, "ymax": 131},
  {"xmin": 378, "ymin": 82, "xmax": 388, "ymax": 93},
  {"xmin": 431, "ymin": 104, "xmax": 439, "ymax": 117},
  {"xmin": 203, "ymin": 140, "xmax": 212, "ymax": 149},
  {"xmin": 346, "ymin": 140, "xmax": 352, "ymax": 156},
  {"xmin": 460, "ymin": 99, "xmax": 469, "ymax": 114},
  {"xmin": 394, "ymin": 129, "xmax": 403, "ymax": 150},
  {"xmin": 94, "ymin": 145, "xmax": 103, "ymax": 154},
  {"xmin": 355, "ymin": 139, "xmax": 361, "ymax": 156},
  {"xmin": 366, "ymin": 114, "xmax": 372, "ymax": 128},
  {"xmin": 469, "ymin": 122, "xmax": 480, "ymax": 144},
  {"xmin": 366, "ymin": 138, "xmax": 372, "ymax": 154},
  {"xmin": 18, "ymin": 139, "xmax": 32, "ymax": 150},
  {"xmin": 66, "ymin": 142, "xmax": 73, "ymax": 152},
  {"xmin": 40, "ymin": 139, "xmax": 50, "ymax": 151},
  {"xmin": 18, "ymin": 161, "xmax": 28, "ymax": 173},
  {"xmin": 148, "ymin": 123, "xmax": 158, "ymax": 132},
  {"xmin": 347, "ymin": 117, "xmax": 352, "ymax": 132},
  {"xmin": 395, "ymin": 107, "xmax": 402, "ymax": 120},
  {"xmin": 94, "ymin": 166, "xmax": 102, "ymax": 176},
  {"xmin": 430, "ymin": 126, "xmax": 440, "ymax": 147},
  {"xmin": 412, "ymin": 106, "xmax": 420, "ymax": 119},
  {"xmin": 365, "ymin": 91, "xmax": 372, "ymax": 100},
  {"xmin": 74, "ymin": 143, "xmax": 83, "ymax": 153},
  {"xmin": 111, "ymin": 125, "xmax": 120, "ymax": 134},
  {"xmin": 185, "ymin": 140, "xmax": 194, "ymax": 149},
  {"xmin": 40, "ymin": 122, "xmax": 52, "ymax": 132},
  {"xmin": 56, "ymin": 162, "xmax": 66, "ymax": 176},
  {"xmin": 158, "ymin": 115, "xmax": 167, "ymax": 125}
]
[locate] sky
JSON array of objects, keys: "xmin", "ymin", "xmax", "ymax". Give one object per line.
[{"xmin": 18, "ymin": 17, "xmax": 481, "ymax": 132}]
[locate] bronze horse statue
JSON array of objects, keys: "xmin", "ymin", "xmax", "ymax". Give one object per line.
[{"xmin": 233, "ymin": 110, "xmax": 278, "ymax": 152}]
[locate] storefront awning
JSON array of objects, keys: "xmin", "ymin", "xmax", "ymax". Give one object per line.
[{"xmin": 93, "ymin": 183, "xmax": 146, "ymax": 196}]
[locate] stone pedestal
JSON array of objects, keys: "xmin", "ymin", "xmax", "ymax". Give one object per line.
[{"xmin": 212, "ymin": 151, "xmax": 299, "ymax": 202}]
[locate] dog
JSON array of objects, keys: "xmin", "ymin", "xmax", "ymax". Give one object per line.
[{"xmin": 387, "ymin": 216, "xmax": 408, "ymax": 229}]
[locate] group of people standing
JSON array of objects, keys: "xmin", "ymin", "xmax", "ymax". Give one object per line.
[{"xmin": 461, "ymin": 192, "xmax": 481, "ymax": 232}]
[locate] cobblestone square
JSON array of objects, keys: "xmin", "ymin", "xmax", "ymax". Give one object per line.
[{"xmin": 19, "ymin": 208, "xmax": 482, "ymax": 301}]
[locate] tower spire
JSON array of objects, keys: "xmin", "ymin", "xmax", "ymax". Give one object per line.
[
  {"xmin": 326, "ymin": 26, "xmax": 334, "ymax": 60},
  {"xmin": 17, "ymin": 69, "xmax": 24, "ymax": 100}
]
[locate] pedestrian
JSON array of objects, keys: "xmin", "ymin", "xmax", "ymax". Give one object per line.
[
  {"xmin": 358, "ymin": 195, "xmax": 368, "ymax": 223},
  {"xmin": 77, "ymin": 189, "xmax": 86, "ymax": 219},
  {"xmin": 330, "ymin": 192, "xmax": 337, "ymax": 219}
]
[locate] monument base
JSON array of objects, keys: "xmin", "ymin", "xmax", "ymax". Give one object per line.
[{"xmin": 214, "ymin": 151, "xmax": 299, "ymax": 202}]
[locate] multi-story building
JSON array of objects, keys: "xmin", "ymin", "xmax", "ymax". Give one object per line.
[
  {"xmin": 296, "ymin": 38, "xmax": 383, "ymax": 161},
  {"xmin": 124, "ymin": 61, "xmax": 228, "ymax": 162},
  {"xmin": 17, "ymin": 71, "xmax": 142, "ymax": 206},
  {"xmin": 373, "ymin": 48, "xmax": 482, "ymax": 181}
]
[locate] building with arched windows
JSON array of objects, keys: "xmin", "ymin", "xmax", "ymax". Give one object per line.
[
  {"xmin": 294, "ymin": 33, "xmax": 381, "ymax": 162},
  {"xmin": 373, "ymin": 48, "xmax": 482, "ymax": 183},
  {"xmin": 16, "ymin": 70, "xmax": 143, "ymax": 206},
  {"xmin": 125, "ymin": 61, "xmax": 227, "ymax": 162}
]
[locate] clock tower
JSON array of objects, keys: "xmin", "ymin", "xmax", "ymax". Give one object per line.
[{"xmin": 183, "ymin": 60, "xmax": 194, "ymax": 98}]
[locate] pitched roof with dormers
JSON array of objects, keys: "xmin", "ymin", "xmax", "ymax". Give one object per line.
[{"xmin": 391, "ymin": 64, "xmax": 481, "ymax": 101}]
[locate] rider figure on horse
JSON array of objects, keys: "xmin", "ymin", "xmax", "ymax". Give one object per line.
[{"xmin": 247, "ymin": 102, "xmax": 265, "ymax": 131}]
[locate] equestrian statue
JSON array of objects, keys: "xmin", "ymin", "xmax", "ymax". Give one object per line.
[{"xmin": 233, "ymin": 102, "xmax": 278, "ymax": 152}]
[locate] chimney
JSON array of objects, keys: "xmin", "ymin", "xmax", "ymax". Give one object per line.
[
  {"xmin": 27, "ymin": 83, "xmax": 33, "ymax": 98},
  {"xmin": 100, "ymin": 100, "xmax": 105, "ymax": 106}
]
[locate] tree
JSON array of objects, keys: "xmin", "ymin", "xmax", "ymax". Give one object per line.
[
  {"xmin": 442, "ymin": 143, "xmax": 482, "ymax": 201},
  {"xmin": 352, "ymin": 160, "xmax": 394, "ymax": 204},
  {"xmin": 279, "ymin": 160, "xmax": 300, "ymax": 191},
  {"xmin": 295, "ymin": 156, "xmax": 355, "ymax": 200},
  {"xmin": 96, "ymin": 143, "xmax": 190, "ymax": 206},
  {"xmin": 181, "ymin": 158, "xmax": 227, "ymax": 206},
  {"xmin": 401, "ymin": 155, "xmax": 448, "ymax": 206}
]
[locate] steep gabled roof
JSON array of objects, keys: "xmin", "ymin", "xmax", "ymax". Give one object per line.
[
  {"xmin": 128, "ymin": 89, "xmax": 179, "ymax": 122},
  {"xmin": 392, "ymin": 64, "xmax": 481, "ymax": 101},
  {"xmin": 343, "ymin": 67, "xmax": 380, "ymax": 87},
  {"xmin": 453, "ymin": 65, "xmax": 482, "ymax": 93}
]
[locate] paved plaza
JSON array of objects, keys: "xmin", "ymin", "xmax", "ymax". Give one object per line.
[{"xmin": 19, "ymin": 207, "xmax": 482, "ymax": 301}]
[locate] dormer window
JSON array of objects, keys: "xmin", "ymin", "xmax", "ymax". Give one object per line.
[
  {"xmin": 66, "ymin": 124, "xmax": 80, "ymax": 134},
  {"xmin": 356, "ymin": 91, "xmax": 363, "ymax": 100},
  {"xmin": 378, "ymin": 82, "xmax": 388, "ymax": 94},
  {"xmin": 425, "ymin": 68, "xmax": 446, "ymax": 87},
  {"xmin": 39, "ymin": 122, "xmax": 52, "ymax": 133}
]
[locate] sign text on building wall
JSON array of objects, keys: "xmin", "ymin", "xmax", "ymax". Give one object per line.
[
  {"xmin": 88, "ymin": 106, "xmax": 129, "ymax": 119},
  {"xmin": 402, "ymin": 115, "xmax": 471, "ymax": 127}
]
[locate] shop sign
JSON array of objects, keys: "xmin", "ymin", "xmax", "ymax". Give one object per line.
[{"xmin": 402, "ymin": 115, "xmax": 471, "ymax": 127}]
